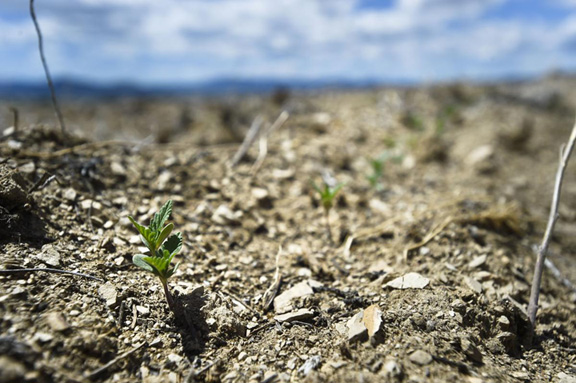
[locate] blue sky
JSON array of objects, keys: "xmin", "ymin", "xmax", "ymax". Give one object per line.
[{"xmin": 1, "ymin": 0, "xmax": 576, "ymax": 85}]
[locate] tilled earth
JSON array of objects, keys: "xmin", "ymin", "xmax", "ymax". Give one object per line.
[{"xmin": 1, "ymin": 76, "xmax": 576, "ymax": 383}]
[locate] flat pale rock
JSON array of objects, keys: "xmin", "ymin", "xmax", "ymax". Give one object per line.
[
  {"xmin": 409, "ymin": 350, "xmax": 433, "ymax": 365},
  {"xmin": 385, "ymin": 272, "xmax": 430, "ymax": 289},
  {"xmin": 110, "ymin": 161, "xmax": 127, "ymax": 176},
  {"xmin": 46, "ymin": 312, "xmax": 70, "ymax": 332},
  {"xmin": 558, "ymin": 372, "xmax": 576, "ymax": 383},
  {"xmin": 384, "ymin": 360, "xmax": 402, "ymax": 378},
  {"xmin": 63, "ymin": 188, "xmax": 77, "ymax": 201},
  {"xmin": 33, "ymin": 332, "xmax": 53, "ymax": 344},
  {"xmin": 36, "ymin": 245, "xmax": 61, "ymax": 267},
  {"xmin": 468, "ymin": 254, "xmax": 487, "ymax": 270},
  {"xmin": 157, "ymin": 171, "xmax": 172, "ymax": 191},
  {"xmin": 298, "ymin": 355, "xmax": 322, "ymax": 376},
  {"xmin": 466, "ymin": 145, "xmax": 494, "ymax": 166},
  {"xmin": 136, "ymin": 305, "xmax": 150, "ymax": 316},
  {"xmin": 80, "ymin": 199, "xmax": 102, "ymax": 212},
  {"xmin": 211, "ymin": 205, "xmax": 241, "ymax": 226},
  {"xmin": 98, "ymin": 283, "xmax": 118, "ymax": 307},
  {"xmin": 347, "ymin": 311, "xmax": 368, "ymax": 343},
  {"xmin": 369, "ymin": 199, "xmax": 391, "ymax": 214},
  {"xmin": 363, "ymin": 305, "xmax": 383, "ymax": 338},
  {"xmin": 168, "ymin": 353, "xmax": 183, "ymax": 364},
  {"xmin": 464, "ymin": 277, "xmax": 483, "ymax": 294},
  {"xmin": 274, "ymin": 308, "xmax": 314, "ymax": 323},
  {"xmin": 274, "ymin": 281, "xmax": 315, "ymax": 313}
]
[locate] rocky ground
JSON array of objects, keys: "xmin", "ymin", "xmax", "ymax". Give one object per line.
[{"xmin": 1, "ymin": 75, "xmax": 576, "ymax": 383}]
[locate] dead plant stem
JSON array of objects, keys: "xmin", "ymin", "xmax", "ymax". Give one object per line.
[
  {"xmin": 9, "ymin": 107, "xmax": 19, "ymax": 131},
  {"xmin": 30, "ymin": 0, "xmax": 66, "ymax": 135},
  {"xmin": 230, "ymin": 115, "xmax": 264, "ymax": 167},
  {"xmin": 0, "ymin": 267, "xmax": 102, "ymax": 281},
  {"xmin": 527, "ymin": 118, "xmax": 576, "ymax": 327}
]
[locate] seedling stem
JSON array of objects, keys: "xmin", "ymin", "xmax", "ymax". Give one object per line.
[{"xmin": 312, "ymin": 179, "xmax": 345, "ymax": 244}]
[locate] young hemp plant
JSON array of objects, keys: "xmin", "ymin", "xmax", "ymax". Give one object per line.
[
  {"xmin": 366, "ymin": 157, "xmax": 385, "ymax": 191},
  {"xmin": 312, "ymin": 177, "xmax": 345, "ymax": 244},
  {"xmin": 366, "ymin": 151, "xmax": 404, "ymax": 191},
  {"xmin": 128, "ymin": 200, "xmax": 181, "ymax": 309}
]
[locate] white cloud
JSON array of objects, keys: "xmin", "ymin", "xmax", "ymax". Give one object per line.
[{"xmin": 0, "ymin": 0, "xmax": 575, "ymax": 83}]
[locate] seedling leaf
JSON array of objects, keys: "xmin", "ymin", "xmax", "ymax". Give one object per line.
[
  {"xmin": 128, "ymin": 216, "xmax": 156, "ymax": 250},
  {"xmin": 166, "ymin": 262, "xmax": 180, "ymax": 279},
  {"xmin": 155, "ymin": 223, "xmax": 174, "ymax": 250},
  {"xmin": 133, "ymin": 254, "xmax": 154, "ymax": 273},
  {"xmin": 331, "ymin": 182, "xmax": 345, "ymax": 196},
  {"xmin": 150, "ymin": 200, "xmax": 173, "ymax": 233},
  {"xmin": 128, "ymin": 216, "xmax": 147, "ymax": 237},
  {"xmin": 162, "ymin": 232, "xmax": 182, "ymax": 257}
]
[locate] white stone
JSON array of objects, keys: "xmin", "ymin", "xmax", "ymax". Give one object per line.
[
  {"xmin": 273, "ymin": 281, "xmax": 314, "ymax": 313},
  {"xmin": 36, "ymin": 245, "xmax": 61, "ymax": 267},
  {"xmin": 409, "ymin": 350, "xmax": 432, "ymax": 365},
  {"xmin": 466, "ymin": 145, "xmax": 494, "ymax": 166},
  {"xmin": 347, "ymin": 311, "xmax": 368, "ymax": 343},
  {"xmin": 274, "ymin": 308, "xmax": 314, "ymax": 323},
  {"xmin": 98, "ymin": 283, "xmax": 118, "ymax": 307},
  {"xmin": 385, "ymin": 272, "xmax": 430, "ymax": 289}
]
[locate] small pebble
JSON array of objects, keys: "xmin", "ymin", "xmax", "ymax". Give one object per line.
[{"xmin": 409, "ymin": 350, "xmax": 433, "ymax": 366}]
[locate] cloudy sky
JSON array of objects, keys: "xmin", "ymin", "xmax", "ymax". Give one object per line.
[{"xmin": 1, "ymin": 0, "xmax": 576, "ymax": 85}]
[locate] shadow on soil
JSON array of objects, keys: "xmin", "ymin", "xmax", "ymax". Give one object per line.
[{"xmin": 172, "ymin": 287, "xmax": 209, "ymax": 359}]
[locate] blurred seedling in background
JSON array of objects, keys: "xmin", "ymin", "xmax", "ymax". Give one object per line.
[
  {"xmin": 128, "ymin": 200, "xmax": 181, "ymax": 309},
  {"xmin": 367, "ymin": 151, "xmax": 404, "ymax": 191},
  {"xmin": 312, "ymin": 174, "xmax": 345, "ymax": 243},
  {"xmin": 400, "ymin": 110, "xmax": 424, "ymax": 132},
  {"xmin": 435, "ymin": 104, "xmax": 460, "ymax": 136}
]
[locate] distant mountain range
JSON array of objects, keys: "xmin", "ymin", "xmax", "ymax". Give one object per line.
[{"xmin": 0, "ymin": 77, "xmax": 389, "ymax": 100}]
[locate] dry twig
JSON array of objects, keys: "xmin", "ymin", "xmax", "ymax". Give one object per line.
[
  {"xmin": 403, "ymin": 217, "xmax": 454, "ymax": 259},
  {"xmin": 87, "ymin": 343, "xmax": 145, "ymax": 379},
  {"xmin": 251, "ymin": 111, "xmax": 289, "ymax": 175},
  {"xmin": 230, "ymin": 115, "xmax": 264, "ymax": 167},
  {"xmin": 30, "ymin": 0, "xmax": 66, "ymax": 134},
  {"xmin": 262, "ymin": 246, "xmax": 283, "ymax": 311},
  {"xmin": 0, "ymin": 267, "xmax": 102, "ymax": 281},
  {"xmin": 9, "ymin": 107, "xmax": 19, "ymax": 132},
  {"xmin": 527, "ymin": 118, "xmax": 576, "ymax": 327}
]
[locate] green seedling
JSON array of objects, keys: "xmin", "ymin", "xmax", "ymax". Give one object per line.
[
  {"xmin": 367, "ymin": 158, "xmax": 385, "ymax": 190},
  {"xmin": 400, "ymin": 111, "xmax": 424, "ymax": 132},
  {"xmin": 312, "ymin": 179, "xmax": 345, "ymax": 243},
  {"xmin": 366, "ymin": 151, "xmax": 404, "ymax": 190},
  {"xmin": 128, "ymin": 200, "xmax": 181, "ymax": 309},
  {"xmin": 435, "ymin": 104, "xmax": 459, "ymax": 136}
]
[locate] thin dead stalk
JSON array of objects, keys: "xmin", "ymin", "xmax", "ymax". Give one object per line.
[
  {"xmin": 30, "ymin": 0, "xmax": 66, "ymax": 134},
  {"xmin": 527, "ymin": 118, "xmax": 576, "ymax": 327},
  {"xmin": 251, "ymin": 110, "xmax": 289, "ymax": 175},
  {"xmin": 230, "ymin": 115, "xmax": 264, "ymax": 167},
  {"xmin": 87, "ymin": 343, "xmax": 146, "ymax": 379},
  {"xmin": 262, "ymin": 246, "xmax": 282, "ymax": 311},
  {"xmin": 0, "ymin": 267, "xmax": 103, "ymax": 282},
  {"xmin": 9, "ymin": 107, "xmax": 19, "ymax": 131}
]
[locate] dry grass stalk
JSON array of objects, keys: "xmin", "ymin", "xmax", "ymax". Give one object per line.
[
  {"xmin": 230, "ymin": 115, "xmax": 264, "ymax": 167},
  {"xmin": 527, "ymin": 117, "xmax": 576, "ymax": 328},
  {"xmin": 30, "ymin": 0, "xmax": 66, "ymax": 135},
  {"xmin": 251, "ymin": 110, "xmax": 289, "ymax": 175}
]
